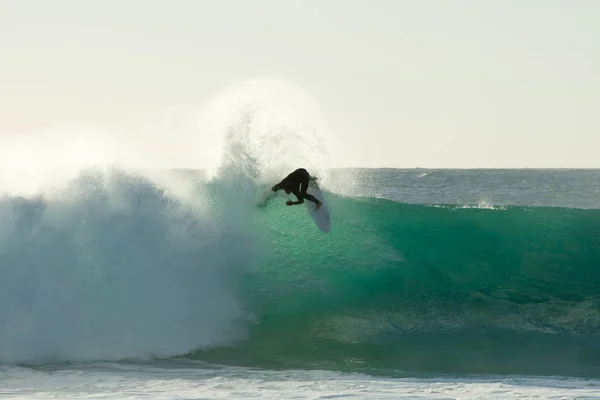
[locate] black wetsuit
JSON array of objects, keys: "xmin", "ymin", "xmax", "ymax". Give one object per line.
[{"xmin": 272, "ymin": 168, "xmax": 321, "ymax": 206}]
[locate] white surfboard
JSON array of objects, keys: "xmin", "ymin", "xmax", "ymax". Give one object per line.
[{"xmin": 305, "ymin": 179, "xmax": 331, "ymax": 233}]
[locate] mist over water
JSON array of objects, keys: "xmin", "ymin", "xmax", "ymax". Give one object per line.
[{"xmin": 0, "ymin": 78, "xmax": 337, "ymax": 364}]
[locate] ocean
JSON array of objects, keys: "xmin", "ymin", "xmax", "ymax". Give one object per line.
[{"xmin": 1, "ymin": 167, "xmax": 600, "ymax": 399}]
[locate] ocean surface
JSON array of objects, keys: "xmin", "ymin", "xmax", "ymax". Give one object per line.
[
  {"xmin": 1, "ymin": 167, "xmax": 600, "ymax": 399},
  {"xmin": 0, "ymin": 164, "xmax": 600, "ymax": 399}
]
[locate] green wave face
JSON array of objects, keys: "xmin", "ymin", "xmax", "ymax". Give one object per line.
[
  {"xmin": 2, "ymin": 167, "xmax": 598, "ymax": 377},
  {"xmin": 196, "ymin": 193, "xmax": 600, "ymax": 377}
]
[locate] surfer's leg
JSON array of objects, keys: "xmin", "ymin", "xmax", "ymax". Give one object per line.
[
  {"xmin": 300, "ymin": 181, "xmax": 321, "ymax": 208},
  {"xmin": 303, "ymin": 193, "xmax": 321, "ymax": 206},
  {"xmin": 298, "ymin": 169, "xmax": 321, "ymax": 208}
]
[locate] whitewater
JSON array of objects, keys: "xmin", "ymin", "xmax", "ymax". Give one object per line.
[{"xmin": 1, "ymin": 79, "xmax": 600, "ymax": 398}]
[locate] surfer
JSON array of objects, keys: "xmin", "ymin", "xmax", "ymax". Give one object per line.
[{"xmin": 271, "ymin": 168, "xmax": 322, "ymax": 209}]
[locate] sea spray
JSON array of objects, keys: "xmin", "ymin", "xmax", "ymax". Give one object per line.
[
  {"xmin": 198, "ymin": 78, "xmax": 334, "ymax": 184},
  {"xmin": 0, "ymin": 77, "xmax": 337, "ymax": 364},
  {"xmin": 0, "ymin": 168, "xmax": 254, "ymax": 363}
]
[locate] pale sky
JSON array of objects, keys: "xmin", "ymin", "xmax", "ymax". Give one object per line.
[{"xmin": 1, "ymin": 0, "xmax": 599, "ymax": 168}]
